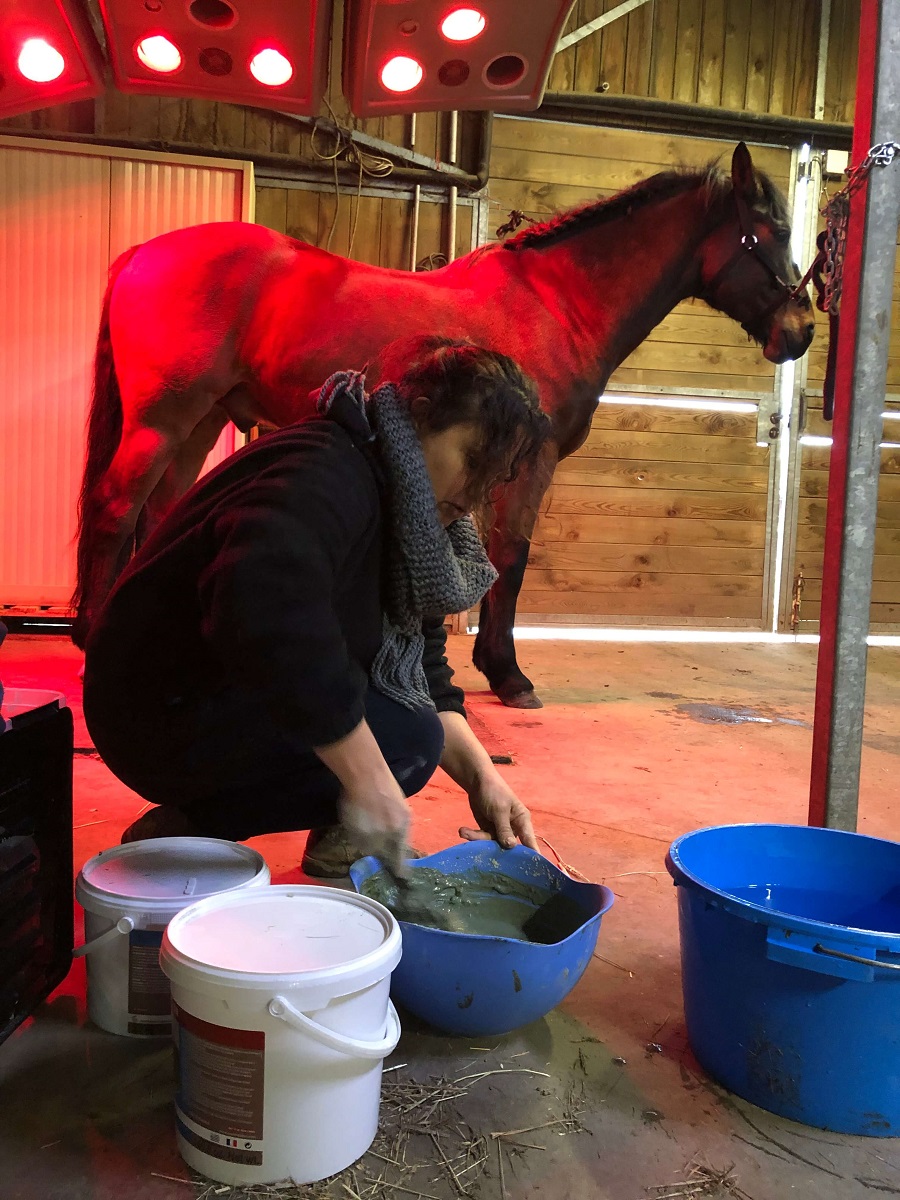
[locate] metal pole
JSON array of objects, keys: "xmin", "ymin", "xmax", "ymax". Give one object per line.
[
  {"xmin": 808, "ymin": 0, "xmax": 900, "ymax": 829},
  {"xmin": 447, "ymin": 110, "xmax": 459, "ymax": 264},
  {"xmin": 535, "ymin": 92, "xmax": 853, "ymax": 150},
  {"xmin": 409, "ymin": 113, "xmax": 420, "ymax": 272}
]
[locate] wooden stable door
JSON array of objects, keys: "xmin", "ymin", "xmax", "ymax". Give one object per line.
[{"xmin": 528, "ymin": 403, "xmax": 772, "ymax": 623}]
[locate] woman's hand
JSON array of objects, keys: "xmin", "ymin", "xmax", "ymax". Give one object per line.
[
  {"xmin": 339, "ymin": 778, "xmax": 412, "ymax": 876},
  {"xmin": 438, "ymin": 710, "xmax": 539, "ymax": 852},
  {"xmin": 459, "ymin": 770, "xmax": 539, "ymax": 851},
  {"xmin": 339, "ymin": 775, "xmax": 411, "ymax": 840},
  {"xmin": 316, "ymin": 720, "xmax": 412, "ymax": 873}
]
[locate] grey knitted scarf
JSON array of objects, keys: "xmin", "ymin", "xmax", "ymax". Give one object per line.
[{"xmin": 317, "ymin": 370, "xmax": 498, "ymax": 711}]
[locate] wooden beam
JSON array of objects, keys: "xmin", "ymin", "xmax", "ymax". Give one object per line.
[
  {"xmin": 530, "ymin": 91, "xmax": 854, "ymax": 149},
  {"xmin": 556, "ymin": 0, "xmax": 655, "ymax": 53}
]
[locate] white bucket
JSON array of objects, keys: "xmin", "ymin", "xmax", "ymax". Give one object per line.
[
  {"xmin": 74, "ymin": 837, "xmax": 270, "ymax": 1037},
  {"xmin": 159, "ymin": 884, "xmax": 403, "ymax": 1187}
]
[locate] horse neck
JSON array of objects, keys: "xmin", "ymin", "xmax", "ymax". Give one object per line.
[{"xmin": 530, "ymin": 186, "xmax": 715, "ymax": 387}]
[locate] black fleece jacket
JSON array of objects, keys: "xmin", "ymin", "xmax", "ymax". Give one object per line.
[{"xmin": 83, "ymin": 414, "xmax": 466, "ymax": 748}]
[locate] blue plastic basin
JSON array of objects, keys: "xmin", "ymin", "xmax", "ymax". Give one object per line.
[
  {"xmin": 350, "ymin": 841, "xmax": 614, "ymax": 1036},
  {"xmin": 667, "ymin": 823, "xmax": 900, "ymax": 1135}
]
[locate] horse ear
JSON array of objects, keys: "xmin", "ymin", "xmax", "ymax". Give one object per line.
[{"xmin": 731, "ymin": 142, "xmax": 758, "ymax": 204}]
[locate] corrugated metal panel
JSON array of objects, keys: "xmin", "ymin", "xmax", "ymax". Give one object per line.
[
  {"xmin": 109, "ymin": 158, "xmax": 245, "ymax": 477},
  {"xmin": 0, "ymin": 146, "xmax": 110, "ymax": 607},
  {"xmin": 108, "ymin": 159, "xmax": 244, "ymax": 256},
  {"xmin": 0, "ymin": 145, "xmax": 247, "ymax": 606}
]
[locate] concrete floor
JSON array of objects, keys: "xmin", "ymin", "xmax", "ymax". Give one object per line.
[{"xmin": 2, "ymin": 631, "xmax": 900, "ymax": 1200}]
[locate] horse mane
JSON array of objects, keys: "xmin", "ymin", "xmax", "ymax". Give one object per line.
[{"xmin": 502, "ymin": 161, "xmax": 789, "ymax": 252}]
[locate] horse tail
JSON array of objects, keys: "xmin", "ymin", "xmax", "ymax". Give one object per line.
[{"xmin": 72, "ymin": 245, "xmax": 139, "ymax": 644}]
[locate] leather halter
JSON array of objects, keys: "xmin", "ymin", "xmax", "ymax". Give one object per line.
[{"xmin": 700, "ymin": 188, "xmax": 812, "ymax": 334}]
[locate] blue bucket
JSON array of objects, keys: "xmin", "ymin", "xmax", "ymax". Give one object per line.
[
  {"xmin": 349, "ymin": 841, "xmax": 613, "ymax": 1036},
  {"xmin": 667, "ymin": 823, "xmax": 900, "ymax": 1135}
]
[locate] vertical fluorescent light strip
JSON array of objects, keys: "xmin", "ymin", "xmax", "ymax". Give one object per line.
[
  {"xmin": 769, "ymin": 145, "xmax": 811, "ymax": 632},
  {"xmin": 771, "ymin": 359, "xmax": 796, "ymax": 632}
]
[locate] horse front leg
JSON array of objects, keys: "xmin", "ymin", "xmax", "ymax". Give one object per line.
[{"xmin": 473, "ymin": 442, "xmax": 558, "ymax": 709}]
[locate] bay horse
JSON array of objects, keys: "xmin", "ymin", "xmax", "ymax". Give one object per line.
[{"xmin": 73, "ymin": 142, "xmax": 813, "ymax": 707}]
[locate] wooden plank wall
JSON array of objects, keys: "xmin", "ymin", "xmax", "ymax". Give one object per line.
[
  {"xmin": 789, "ymin": 186, "xmax": 900, "ymax": 629},
  {"xmin": 526, "ymin": 402, "xmax": 771, "ymax": 620},
  {"xmin": 488, "ymin": 117, "xmax": 791, "ymax": 624},
  {"xmin": 548, "ymin": 0, "xmax": 858, "ymax": 122},
  {"xmin": 254, "ymin": 183, "xmax": 473, "ymax": 269}
]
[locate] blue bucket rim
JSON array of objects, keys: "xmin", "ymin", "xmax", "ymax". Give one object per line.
[
  {"xmin": 349, "ymin": 840, "xmax": 614, "ymax": 946},
  {"xmin": 666, "ymin": 822, "xmax": 900, "ymax": 947}
]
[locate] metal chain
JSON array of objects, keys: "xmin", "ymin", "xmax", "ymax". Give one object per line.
[
  {"xmin": 496, "ymin": 209, "xmax": 534, "ymax": 238},
  {"xmin": 818, "ymin": 141, "xmax": 900, "ymax": 316}
]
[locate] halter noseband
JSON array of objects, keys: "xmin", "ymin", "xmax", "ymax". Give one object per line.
[{"xmin": 700, "ymin": 187, "xmax": 812, "ymax": 334}]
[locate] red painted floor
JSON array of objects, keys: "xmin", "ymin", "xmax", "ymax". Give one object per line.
[{"xmin": 2, "ymin": 631, "xmax": 899, "ymax": 1199}]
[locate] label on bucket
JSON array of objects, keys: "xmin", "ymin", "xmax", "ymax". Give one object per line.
[
  {"xmin": 173, "ymin": 1003, "xmax": 265, "ymax": 1167},
  {"xmin": 127, "ymin": 928, "xmax": 171, "ymax": 1036}
]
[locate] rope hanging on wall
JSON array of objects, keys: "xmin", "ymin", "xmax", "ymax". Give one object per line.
[{"xmin": 310, "ymin": 99, "xmax": 394, "ymax": 255}]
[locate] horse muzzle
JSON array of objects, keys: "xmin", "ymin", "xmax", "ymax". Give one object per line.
[{"xmin": 762, "ymin": 301, "xmax": 815, "ymax": 363}]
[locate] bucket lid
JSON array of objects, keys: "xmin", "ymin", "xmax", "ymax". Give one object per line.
[
  {"xmin": 160, "ymin": 885, "xmax": 402, "ymax": 1001},
  {"xmin": 75, "ymin": 837, "xmax": 269, "ymax": 919}
]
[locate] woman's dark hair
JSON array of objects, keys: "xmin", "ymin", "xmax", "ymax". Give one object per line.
[{"xmin": 368, "ymin": 334, "xmax": 550, "ymax": 509}]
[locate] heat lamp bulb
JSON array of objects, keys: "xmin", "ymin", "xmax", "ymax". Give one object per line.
[
  {"xmin": 249, "ymin": 48, "xmax": 293, "ymax": 87},
  {"xmin": 136, "ymin": 35, "xmax": 183, "ymax": 74},
  {"xmin": 440, "ymin": 8, "xmax": 486, "ymax": 42},
  {"xmin": 381, "ymin": 55, "xmax": 424, "ymax": 93},
  {"xmin": 18, "ymin": 38, "xmax": 65, "ymax": 84}
]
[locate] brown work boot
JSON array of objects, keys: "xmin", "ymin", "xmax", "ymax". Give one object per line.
[
  {"xmin": 121, "ymin": 806, "xmax": 203, "ymax": 844},
  {"xmin": 302, "ymin": 825, "xmax": 422, "ymax": 879}
]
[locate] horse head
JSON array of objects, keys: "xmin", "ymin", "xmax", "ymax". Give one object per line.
[{"xmin": 697, "ymin": 142, "xmax": 815, "ymax": 364}]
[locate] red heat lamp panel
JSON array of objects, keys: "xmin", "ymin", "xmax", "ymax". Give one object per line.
[
  {"xmin": 0, "ymin": 1, "xmax": 104, "ymax": 120},
  {"xmin": 343, "ymin": 1, "xmax": 577, "ymax": 117},
  {"xmin": 97, "ymin": 0, "xmax": 330, "ymax": 116}
]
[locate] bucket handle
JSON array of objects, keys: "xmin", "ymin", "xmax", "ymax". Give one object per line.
[
  {"xmin": 72, "ymin": 916, "xmax": 135, "ymax": 959},
  {"xmin": 267, "ymin": 995, "xmax": 401, "ymax": 1061},
  {"xmin": 814, "ymin": 944, "xmax": 900, "ymax": 972},
  {"xmin": 767, "ymin": 927, "xmax": 900, "ymax": 981}
]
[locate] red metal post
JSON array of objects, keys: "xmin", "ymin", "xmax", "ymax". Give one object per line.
[{"xmin": 808, "ymin": 0, "xmax": 900, "ymax": 827}]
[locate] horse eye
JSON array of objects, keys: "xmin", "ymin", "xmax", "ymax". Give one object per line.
[{"xmin": 774, "ymin": 228, "xmax": 791, "ymax": 244}]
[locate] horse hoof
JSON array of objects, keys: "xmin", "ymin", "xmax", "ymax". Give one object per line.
[{"xmin": 498, "ymin": 688, "xmax": 544, "ymax": 710}]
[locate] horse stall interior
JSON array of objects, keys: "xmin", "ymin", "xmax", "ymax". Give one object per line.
[
  {"xmin": 2, "ymin": 2, "xmax": 900, "ymax": 1199},
  {"xmin": 487, "ymin": 121, "xmax": 795, "ymax": 630}
]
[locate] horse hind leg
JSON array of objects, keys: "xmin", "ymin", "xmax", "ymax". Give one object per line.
[
  {"xmin": 75, "ymin": 420, "xmax": 182, "ymax": 644},
  {"xmin": 473, "ymin": 441, "xmax": 558, "ymax": 709},
  {"xmin": 137, "ymin": 407, "xmax": 231, "ymax": 547}
]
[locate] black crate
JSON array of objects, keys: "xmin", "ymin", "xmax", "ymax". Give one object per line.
[{"xmin": 0, "ymin": 698, "xmax": 74, "ymax": 1045}]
